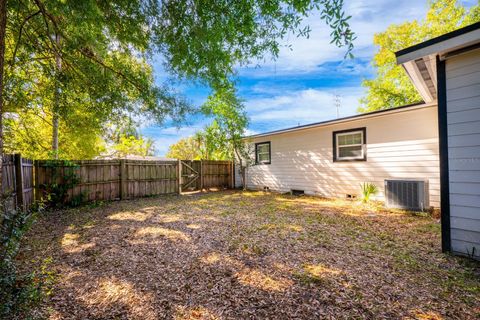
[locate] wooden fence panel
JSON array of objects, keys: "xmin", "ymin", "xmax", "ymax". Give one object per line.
[
  {"xmin": 201, "ymin": 160, "xmax": 233, "ymax": 189},
  {"xmin": 1, "ymin": 154, "xmax": 35, "ymax": 211},
  {"xmin": 2, "ymin": 155, "xmax": 16, "ymax": 211},
  {"xmin": 21, "ymin": 158, "xmax": 34, "ymax": 209},
  {"xmin": 123, "ymin": 160, "xmax": 179, "ymax": 199}
]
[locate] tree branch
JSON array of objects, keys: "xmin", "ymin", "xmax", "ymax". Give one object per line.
[{"xmin": 10, "ymin": 10, "xmax": 41, "ymax": 66}]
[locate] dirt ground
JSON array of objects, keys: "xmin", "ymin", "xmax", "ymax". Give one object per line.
[{"xmin": 18, "ymin": 191, "xmax": 480, "ymax": 319}]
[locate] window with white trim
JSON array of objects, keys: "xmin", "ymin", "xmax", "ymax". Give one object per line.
[
  {"xmin": 255, "ymin": 141, "xmax": 271, "ymax": 164},
  {"xmin": 333, "ymin": 128, "xmax": 366, "ymax": 161}
]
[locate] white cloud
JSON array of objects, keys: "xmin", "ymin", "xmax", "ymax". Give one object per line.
[
  {"xmin": 240, "ymin": 0, "xmax": 429, "ymax": 76},
  {"xmin": 246, "ymin": 87, "xmax": 365, "ymax": 125},
  {"xmin": 244, "ymin": 129, "xmax": 259, "ymax": 136}
]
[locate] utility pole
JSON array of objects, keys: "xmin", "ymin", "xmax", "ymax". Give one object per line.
[{"xmin": 334, "ymin": 93, "xmax": 341, "ymax": 119}]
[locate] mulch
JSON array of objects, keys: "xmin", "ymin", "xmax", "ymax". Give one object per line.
[{"xmin": 17, "ymin": 191, "xmax": 480, "ymax": 319}]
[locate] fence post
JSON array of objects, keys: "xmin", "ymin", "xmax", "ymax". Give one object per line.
[
  {"xmin": 14, "ymin": 154, "xmax": 25, "ymax": 211},
  {"xmin": 119, "ymin": 159, "xmax": 126, "ymax": 200},
  {"xmin": 230, "ymin": 161, "xmax": 234, "ymax": 189},
  {"xmin": 200, "ymin": 160, "xmax": 203, "ymax": 192},
  {"xmin": 178, "ymin": 160, "xmax": 182, "ymax": 194},
  {"xmin": 34, "ymin": 160, "xmax": 39, "ymax": 202}
]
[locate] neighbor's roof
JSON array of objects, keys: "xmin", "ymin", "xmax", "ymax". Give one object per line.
[
  {"xmin": 97, "ymin": 155, "xmax": 175, "ymax": 161},
  {"xmin": 395, "ymin": 22, "xmax": 480, "ymax": 103},
  {"xmin": 245, "ymin": 102, "xmax": 435, "ymax": 139}
]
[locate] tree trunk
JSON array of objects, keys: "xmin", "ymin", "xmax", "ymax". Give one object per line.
[
  {"xmin": 0, "ymin": 0, "xmax": 8, "ymax": 197},
  {"xmin": 241, "ymin": 166, "xmax": 247, "ymax": 191},
  {"xmin": 51, "ymin": 33, "xmax": 61, "ymax": 159},
  {"xmin": 234, "ymin": 147, "xmax": 247, "ymax": 191}
]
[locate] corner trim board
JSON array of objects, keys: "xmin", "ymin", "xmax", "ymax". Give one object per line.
[{"xmin": 437, "ymin": 56, "xmax": 451, "ymax": 253}]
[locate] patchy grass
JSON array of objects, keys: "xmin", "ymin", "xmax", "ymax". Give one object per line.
[{"xmin": 17, "ymin": 191, "xmax": 480, "ymax": 319}]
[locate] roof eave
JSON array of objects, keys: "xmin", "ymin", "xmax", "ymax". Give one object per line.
[
  {"xmin": 395, "ymin": 22, "xmax": 480, "ymax": 63},
  {"xmin": 395, "ymin": 24, "xmax": 480, "ymax": 105},
  {"xmin": 244, "ymin": 102, "xmax": 435, "ymax": 139}
]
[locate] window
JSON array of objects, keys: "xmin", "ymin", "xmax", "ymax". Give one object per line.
[
  {"xmin": 255, "ymin": 141, "xmax": 271, "ymax": 164},
  {"xmin": 333, "ymin": 128, "xmax": 366, "ymax": 162}
]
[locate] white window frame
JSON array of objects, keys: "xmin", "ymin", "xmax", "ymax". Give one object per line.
[{"xmin": 334, "ymin": 128, "xmax": 366, "ymax": 162}]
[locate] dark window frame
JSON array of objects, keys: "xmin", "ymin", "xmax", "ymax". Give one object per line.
[
  {"xmin": 255, "ymin": 141, "xmax": 271, "ymax": 165},
  {"xmin": 332, "ymin": 127, "xmax": 367, "ymax": 162}
]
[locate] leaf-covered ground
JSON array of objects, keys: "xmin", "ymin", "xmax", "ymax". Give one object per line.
[{"xmin": 18, "ymin": 191, "xmax": 480, "ymax": 319}]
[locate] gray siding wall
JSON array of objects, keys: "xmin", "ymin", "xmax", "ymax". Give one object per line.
[{"xmin": 446, "ymin": 49, "xmax": 480, "ymax": 259}]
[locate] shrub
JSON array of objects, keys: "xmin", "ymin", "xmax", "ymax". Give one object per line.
[
  {"xmin": 360, "ymin": 182, "xmax": 378, "ymax": 203},
  {"xmin": 40, "ymin": 160, "xmax": 85, "ymax": 208}
]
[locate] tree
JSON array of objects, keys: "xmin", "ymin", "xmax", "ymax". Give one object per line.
[
  {"xmin": 166, "ymin": 125, "xmax": 231, "ymax": 161},
  {"xmin": 4, "ymin": 107, "xmax": 106, "ymax": 159},
  {"xmin": 0, "ymin": 0, "xmax": 358, "ymax": 195},
  {"xmin": 166, "ymin": 136, "xmax": 202, "ymax": 160},
  {"xmin": 108, "ymin": 134, "xmax": 155, "ymax": 158},
  {"xmin": 0, "ymin": 0, "xmax": 6, "ymax": 195},
  {"xmin": 2, "ymin": 1, "xmax": 191, "ymax": 163},
  {"xmin": 201, "ymin": 87, "xmax": 253, "ymax": 189},
  {"xmin": 168, "ymin": 87, "xmax": 253, "ymax": 187},
  {"xmin": 359, "ymin": 0, "xmax": 480, "ymax": 112}
]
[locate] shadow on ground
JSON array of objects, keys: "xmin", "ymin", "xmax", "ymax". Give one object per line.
[{"xmin": 18, "ymin": 191, "xmax": 480, "ymax": 319}]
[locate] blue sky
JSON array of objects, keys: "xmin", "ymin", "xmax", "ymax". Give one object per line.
[{"xmin": 142, "ymin": 0, "xmax": 476, "ymax": 156}]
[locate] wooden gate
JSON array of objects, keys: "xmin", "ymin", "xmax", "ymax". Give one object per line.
[
  {"xmin": 180, "ymin": 160, "xmax": 201, "ymax": 191},
  {"xmin": 179, "ymin": 160, "xmax": 234, "ymax": 192}
]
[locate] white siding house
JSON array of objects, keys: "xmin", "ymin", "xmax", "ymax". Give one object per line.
[
  {"xmin": 237, "ymin": 103, "xmax": 440, "ymax": 207},
  {"xmin": 396, "ymin": 21, "xmax": 480, "ymax": 259}
]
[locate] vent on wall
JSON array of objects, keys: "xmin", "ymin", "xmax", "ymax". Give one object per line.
[{"xmin": 385, "ymin": 180, "xmax": 429, "ymax": 211}]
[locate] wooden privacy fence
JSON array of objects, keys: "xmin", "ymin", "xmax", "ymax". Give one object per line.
[
  {"xmin": 34, "ymin": 158, "xmax": 234, "ymax": 204},
  {"xmin": 35, "ymin": 159, "xmax": 180, "ymax": 203},
  {"xmin": 1, "ymin": 155, "xmax": 234, "ymax": 208},
  {"xmin": 2, "ymin": 154, "xmax": 34, "ymax": 211}
]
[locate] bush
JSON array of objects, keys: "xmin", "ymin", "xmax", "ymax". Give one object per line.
[
  {"xmin": 360, "ymin": 182, "xmax": 378, "ymax": 203},
  {"xmin": 40, "ymin": 160, "xmax": 85, "ymax": 208}
]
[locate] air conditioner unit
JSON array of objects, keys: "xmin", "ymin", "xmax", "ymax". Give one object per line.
[{"xmin": 384, "ymin": 179, "xmax": 429, "ymax": 211}]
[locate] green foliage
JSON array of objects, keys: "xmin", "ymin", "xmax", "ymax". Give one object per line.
[
  {"xmin": 40, "ymin": 160, "xmax": 84, "ymax": 208},
  {"xmin": 3, "ymin": 0, "xmax": 355, "ymax": 160},
  {"xmin": 201, "ymin": 86, "xmax": 249, "ymax": 159},
  {"xmin": 201, "ymin": 86, "xmax": 255, "ymax": 189},
  {"xmin": 108, "ymin": 134, "xmax": 155, "ymax": 159},
  {"xmin": 4, "ymin": 107, "xmax": 106, "ymax": 160},
  {"xmin": 155, "ymin": 0, "xmax": 355, "ymax": 87},
  {"xmin": 359, "ymin": 0, "xmax": 480, "ymax": 112},
  {"xmin": 166, "ymin": 136, "xmax": 202, "ymax": 160},
  {"xmin": 360, "ymin": 182, "xmax": 378, "ymax": 203},
  {"xmin": 1, "ymin": 203, "xmax": 54, "ymax": 319},
  {"xmin": 167, "ymin": 86, "xmax": 250, "ymax": 161}
]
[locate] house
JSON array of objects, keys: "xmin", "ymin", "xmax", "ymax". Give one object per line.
[
  {"xmin": 237, "ymin": 22, "xmax": 480, "ymax": 260},
  {"xmin": 396, "ymin": 22, "xmax": 480, "ymax": 259},
  {"xmin": 236, "ymin": 102, "xmax": 440, "ymax": 207}
]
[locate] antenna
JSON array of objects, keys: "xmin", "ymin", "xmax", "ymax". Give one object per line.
[{"xmin": 334, "ymin": 93, "xmax": 341, "ymax": 119}]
